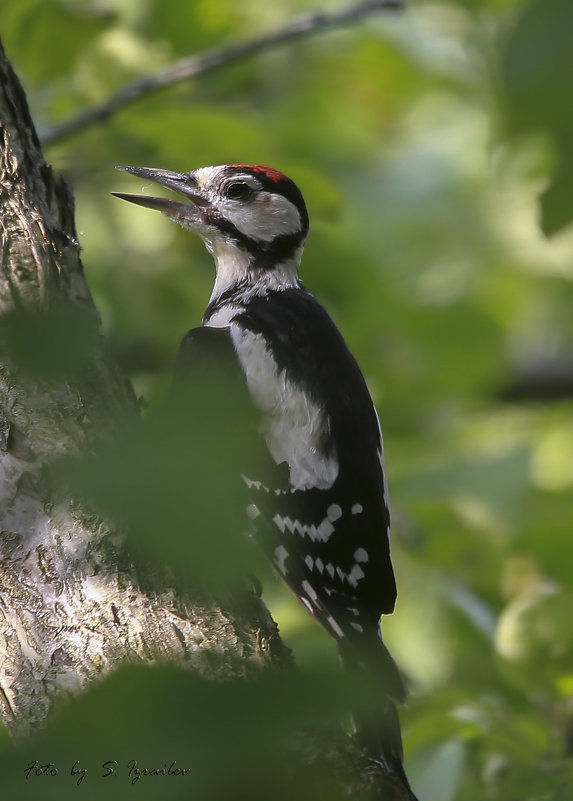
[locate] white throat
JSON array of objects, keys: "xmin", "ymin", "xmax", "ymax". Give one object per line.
[{"xmin": 204, "ymin": 239, "xmax": 304, "ymax": 327}]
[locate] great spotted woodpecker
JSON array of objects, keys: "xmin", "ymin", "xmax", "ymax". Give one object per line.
[{"xmin": 113, "ymin": 164, "xmax": 410, "ymax": 787}]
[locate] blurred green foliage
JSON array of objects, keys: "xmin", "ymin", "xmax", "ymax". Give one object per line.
[
  {"xmin": 2, "ymin": 0, "xmax": 573, "ymax": 799},
  {"xmin": 1, "ymin": 302, "xmax": 101, "ymax": 378},
  {"xmin": 500, "ymin": 0, "xmax": 573, "ymax": 234},
  {"xmin": 0, "ymin": 665, "xmax": 357, "ymax": 801},
  {"xmin": 54, "ymin": 366, "xmax": 271, "ymax": 592}
]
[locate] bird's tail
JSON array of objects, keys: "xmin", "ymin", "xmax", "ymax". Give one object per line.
[{"xmin": 337, "ymin": 625, "xmax": 416, "ymax": 796}]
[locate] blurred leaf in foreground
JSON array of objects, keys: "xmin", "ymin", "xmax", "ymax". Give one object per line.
[
  {"xmin": 1, "ymin": 302, "xmax": 101, "ymax": 379},
  {"xmin": 501, "ymin": 0, "xmax": 573, "ymax": 235},
  {"xmin": 53, "ymin": 360, "xmax": 271, "ymax": 591},
  {"xmin": 0, "ymin": 664, "xmax": 353, "ymax": 801}
]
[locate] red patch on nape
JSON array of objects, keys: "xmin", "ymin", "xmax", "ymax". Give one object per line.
[{"xmin": 231, "ymin": 164, "xmax": 288, "ymax": 183}]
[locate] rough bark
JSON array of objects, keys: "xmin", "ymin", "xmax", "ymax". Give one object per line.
[{"xmin": 0, "ymin": 39, "xmax": 286, "ymax": 742}]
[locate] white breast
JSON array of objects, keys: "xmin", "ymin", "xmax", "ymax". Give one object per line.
[{"xmin": 230, "ymin": 326, "xmax": 339, "ymax": 491}]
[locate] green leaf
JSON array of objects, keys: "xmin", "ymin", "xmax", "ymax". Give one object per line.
[
  {"xmin": 1, "ymin": 302, "xmax": 101, "ymax": 379},
  {"xmin": 501, "ymin": 0, "xmax": 573, "ymax": 233},
  {"xmin": 53, "ymin": 368, "xmax": 270, "ymax": 590},
  {"xmin": 0, "ymin": 665, "xmax": 351, "ymax": 801}
]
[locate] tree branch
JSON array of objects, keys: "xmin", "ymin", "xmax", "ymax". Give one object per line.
[
  {"xmin": 499, "ymin": 360, "xmax": 573, "ymax": 402},
  {"xmin": 41, "ymin": 0, "xmax": 402, "ymax": 146}
]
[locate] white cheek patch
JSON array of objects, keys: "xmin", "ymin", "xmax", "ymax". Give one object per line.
[
  {"xmin": 182, "ymin": 167, "xmax": 301, "ymax": 244},
  {"xmin": 225, "ymin": 192, "xmax": 301, "ymax": 243},
  {"xmin": 231, "ymin": 327, "xmax": 339, "ymax": 491}
]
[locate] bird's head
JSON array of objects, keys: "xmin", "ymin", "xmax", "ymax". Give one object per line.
[{"xmin": 113, "ymin": 164, "xmax": 309, "ymax": 286}]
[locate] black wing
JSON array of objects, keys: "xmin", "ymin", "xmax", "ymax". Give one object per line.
[
  {"xmin": 174, "ymin": 308, "xmax": 401, "ymax": 699},
  {"xmin": 234, "ymin": 288, "xmax": 396, "ymax": 606}
]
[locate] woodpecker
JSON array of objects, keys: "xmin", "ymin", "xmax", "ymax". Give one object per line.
[{"xmin": 113, "ymin": 164, "xmax": 410, "ymax": 787}]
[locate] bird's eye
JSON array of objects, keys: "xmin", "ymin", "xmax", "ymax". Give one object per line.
[{"xmin": 225, "ymin": 182, "xmax": 252, "ymax": 201}]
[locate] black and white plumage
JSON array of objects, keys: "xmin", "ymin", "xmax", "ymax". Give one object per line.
[{"xmin": 113, "ymin": 163, "xmax": 410, "ymax": 785}]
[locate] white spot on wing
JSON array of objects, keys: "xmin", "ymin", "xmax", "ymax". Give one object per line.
[
  {"xmin": 301, "ymin": 580, "xmax": 318, "ymax": 601},
  {"xmin": 294, "ymin": 520, "xmax": 317, "ymax": 540},
  {"xmin": 347, "ymin": 564, "xmax": 365, "ymax": 587},
  {"xmin": 242, "ymin": 474, "xmax": 270, "ymax": 493},
  {"xmin": 327, "ymin": 504, "xmax": 342, "ymax": 522},
  {"xmin": 273, "ymin": 513, "xmax": 286, "ymax": 533},
  {"xmin": 326, "ymin": 563, "xmax": 335, "ymax": 579},
  {"xmin": 353, "ymin": 548, "xmax": 369, "ymax": 563},
  {"xmin": 272, "ymin": 513, "xmax": 300, "ymax": 536},
  {"xmin": 284, "ymin": 517, "xmax": 295, "ymax": 533},
  {"xmin": 274, "ymin": 545, "xmax": 289, "ymax": 575},
  {"xmin": 246, "ymin": 504, "xmax": 260, "ymax": 520},
  {"xmin": 271, "ymin": 519, "xmax": 321, "ymax": 543},
  {"xmin": 327, "ymin": 616, "xmax": 344, "ymax": 638},
  {"xmin": 304, "ymin": 555, "xmax": 314, "ymax": 570},
  {"xmin": 230, "ymin": 327, "xmax": 339, "ymax": 491},
  {"xmin": 301, "ymin": 597, "xmax": 314, "ymax": 614},
  {"xmin": 316, "ymin": 518, "xmax": 334, "ymax": 542},
  {"xmin": 351, "ymin": 503, "xmax": 363, "ymax": 515},
  {"xmin": 350, "ymin": 622, "xmax": 364, "ymax": 632}
]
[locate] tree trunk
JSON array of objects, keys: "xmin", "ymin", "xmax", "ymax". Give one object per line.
[{"xmin": 0, "ymin": 39, "xmax": 285, "ymax": 741}]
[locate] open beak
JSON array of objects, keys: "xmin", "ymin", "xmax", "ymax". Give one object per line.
[{"xmin": 111, "ymin": 165, "xmax": 212, "ymax": 223}]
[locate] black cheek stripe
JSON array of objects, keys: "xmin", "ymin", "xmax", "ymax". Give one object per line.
[{"xmin": 207, "ymin": 213, "xmax": 306, "ymax": 272}]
